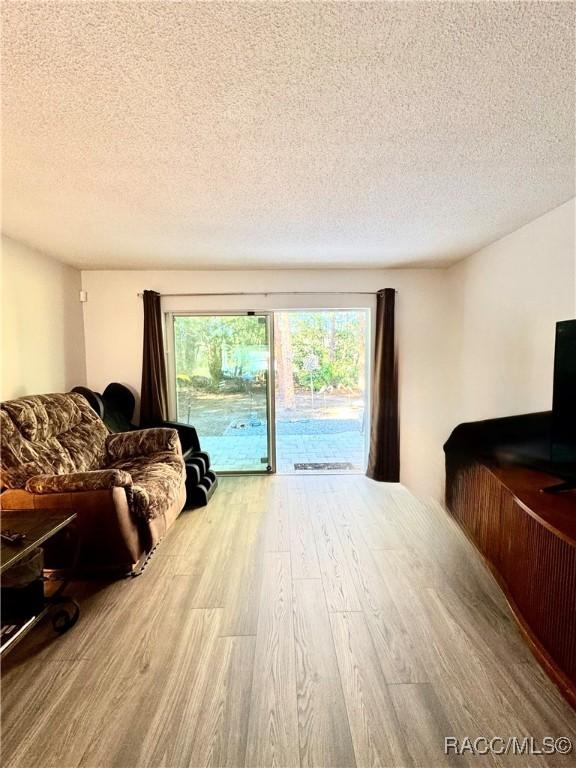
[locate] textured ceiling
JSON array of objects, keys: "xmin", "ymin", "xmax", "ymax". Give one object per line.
[{"xmin": 2, "ymin": 1, "xmax": 575, "ymax": 270}]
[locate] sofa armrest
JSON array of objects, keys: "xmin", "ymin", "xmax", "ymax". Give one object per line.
[
  {"xmin": 25, "ymin": 469, "xmax": 132, "ymax": 495},
  {"xmin": 1, "ymin": 486, "xmax": 146, "ymax": 572},
  {"xmin": 162, "ymin": 421, "xmax": 201, "ymax": 454},
  {"xmin": 106, "ymin": 428, "xmax": 181, "ymax": 462}
]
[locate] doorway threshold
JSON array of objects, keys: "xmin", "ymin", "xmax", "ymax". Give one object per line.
[{"xmin": 278, "ymin": 469, "xmax": 365, "ymax": 476}]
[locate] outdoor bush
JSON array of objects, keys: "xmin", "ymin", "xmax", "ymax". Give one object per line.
[{"xmin": 290, "ymin": 312, "xmax": 362, "ymax": 391}]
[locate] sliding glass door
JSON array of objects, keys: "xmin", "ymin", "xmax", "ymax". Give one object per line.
[
  {"xmin": 168, "ymin": 313, "xmax": 274, "ymax": 473},
  {"xmin": 273, "ymin": 310, "xmax": 368, "ymax": 472}
]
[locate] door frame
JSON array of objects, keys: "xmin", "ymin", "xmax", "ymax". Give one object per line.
[{"xmin": 165, "ymin": 310, "xmax": 276, "ymax": 475}]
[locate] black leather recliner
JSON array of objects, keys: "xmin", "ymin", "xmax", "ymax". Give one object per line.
[{"xmin": 72, "ymin": 383, "xmax": 217, "ymax": 508}]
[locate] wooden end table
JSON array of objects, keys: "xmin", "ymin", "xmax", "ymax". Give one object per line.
[{"xmin": 1, "ymin": 509, "xmax": 80, "ymax": 656}]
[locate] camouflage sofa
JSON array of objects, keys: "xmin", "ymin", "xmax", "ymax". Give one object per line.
[{"xmin": 0, "ymin": 393, "xmax": 186, "ymax": 574}]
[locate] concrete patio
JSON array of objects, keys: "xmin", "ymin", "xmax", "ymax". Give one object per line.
[
  {"xmin": 202, "ymin": 428, "xmax": 366, "ymax": 473},
  {"xmin": 179, "ymin": 389, "xmax": 367, "ymax": 473}
]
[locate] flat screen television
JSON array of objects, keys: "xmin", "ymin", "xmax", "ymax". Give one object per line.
[
  {"xmin": 543, "ymin": 318, "xmax": 576, "ymax": 491},
  {"xmin": 551, "ymin": 318, "xmax": 576, "ymax": 464}
]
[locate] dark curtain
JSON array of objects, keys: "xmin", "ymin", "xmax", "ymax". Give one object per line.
[
  {"xmin": 366, "ymin": 288, "xmax": 400, "ymax": 481},
  {"xmin": 140, "ymin": 290, "xmax": 168, "ymax": 426}
]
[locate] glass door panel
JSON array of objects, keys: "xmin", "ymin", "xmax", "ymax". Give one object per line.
[
  {"xmin": 273, "ymin": 310, "xmax": 368, "ymax": 472},
  {"xmin": 172, "ymin": 313, "xmax": 273, "ymax": 473}
]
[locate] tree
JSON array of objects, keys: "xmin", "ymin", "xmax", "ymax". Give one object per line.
[
  {"xmin": 175, "ymin": 315, "xmax": 268, "ymax": 390},
  {"xmin": 289, "ymin": 311, "xmax": 362, "ymax": 392},
  {"xmin": 274, "ymin": 313, "xmax": 295, "ymax": 409}
]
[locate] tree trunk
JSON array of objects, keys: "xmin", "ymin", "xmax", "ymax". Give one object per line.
[
  {"xmin": 274, "ymin": 313, "xmax": 295, "ymax": 409},
  {"xmin": 328, "ymin": 312, "xmax": 336, "ymax": 362},
  {"xmin": 358, "ymin": 311, "xmax": 366, "ymax": 395}
]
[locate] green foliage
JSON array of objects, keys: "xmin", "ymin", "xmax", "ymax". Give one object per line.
[
  {"xmin": 174, "ymin": 315, "xmax": 267, "ymax": 390},
  {"xmin": 174, "ymin": 311, "xmax": 364, "ymax": 395},
  {"xmin": 290, "ymin": 311, "xmax": 363, "ymax": 391}
]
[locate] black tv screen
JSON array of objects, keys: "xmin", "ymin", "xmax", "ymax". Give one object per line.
[{"xmin": 551, "ymin": 319, "xmax": 576, "ymax": 462}]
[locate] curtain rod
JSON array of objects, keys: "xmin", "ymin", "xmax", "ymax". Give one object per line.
[{"xmin": 137, "ymin": 290, "xmax": 392, "ymax": 298}]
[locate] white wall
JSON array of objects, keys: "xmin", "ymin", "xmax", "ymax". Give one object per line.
[
  {"xmin": 82, "ymin": 268, "xmax": 451, "ymax": 498},
  {"xmin": 446, "ymin": 198, "xmax": 575, "ymax": 426},
  {"xmin": 1, "ymin": 237, "xmax": 86, "ymax": 399}
]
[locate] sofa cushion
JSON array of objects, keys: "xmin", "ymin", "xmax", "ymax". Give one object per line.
[
  {"xmin": 1, "ymin": 393, "xmax": 82, "ymax": 442},
  {"xmin": 0, "ymin": 393, "xmax": 108, "ymax": 489},
  {"xmin": 106, "ymin": 428, "xmax": 180, "ymax": 462},
  {"xmin": 108, "ymin": 452, "xmax": 184, "ymax": 521}
]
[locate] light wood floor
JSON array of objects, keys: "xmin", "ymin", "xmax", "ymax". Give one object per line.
[{"xmin": 2, "ymin": 476, "xmax": 575, "ymax": 768}]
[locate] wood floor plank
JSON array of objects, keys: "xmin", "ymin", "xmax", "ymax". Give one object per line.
[
  {"xmin": 375, "ymin": 548, "xmax": 534, "ymax": 739},
  {"xmin": 159, "ymin": 502, "xmax": 211, "ymax": 556},
  {"xmin": 4, "ymin": 552, "xmax": 181, "ymax": 665},
  {"xmin": 388, "ymin": 683, "xmax": 466, "ymax": 768},
  {"xmin": 329, "ymin": 611, "xmax": 411, "ymax": 768},
  {"xmin": 1, "ymin": 556, "xmax": 183, "ymax": 768},
  {"xmin": 245, "ymin": 552, "xmax": 299, "ymax": 768},
  {"xmin": 172, "ymin": 481, "xmax": 245, "ymax": 608},
  {"xmin": 378, "ymin": 546, "xmax": 532, "ymax": 668},
  {"xmin": 309, "ymin": 495, "xmax": 362, "ymax": 612},
  {"xmin": 262, "ymin": 480, "xmax": 291, "ymax": 553},
  {"xmin": 122, "ymin": 607, "xmax": 223, "ymax": 768},
  {"xmin": 333, "ymin": 516, "xmax": 387, "ymax": 613},
  {"xmin": 374, "ymin": 548, "xmax": 476, "ymax": 681},
  {"xmin": 74, "ymin": 600, "xmax": 223, "ymax": 768},
  {"xmin": 334, "ymin": 510, "xmax": 429, "ymax": 683},
  {"xmin": 1, "ymin": 660, "xmax": 89, "ymax": 768},
  {"xmin": 363, "ymin": 601, "xmax": 430, "ymax": 685},
  {"xmin": 289, "ymin": 488, "xmax": 321, "ymax": 579},
  {"xmin": 188, "ymin": 635, "xmax": 256, "ymax": 768},
  {"xmin": 220, "ymin": 505, "xmax": 266, "ymax": 636},
  {"xmin": 414, "ymin": 587, "xmax": 550, "ymax": 748},
  {"xmin": 390, "ymin": 494, "xmax": 505, "ymax": 608},
  {"xmin": 292, "ymin": 579, "xmax": 356, "ymax": 768},
  {"xmin": 353, "ymin": 479, "xmax": 409, "ymax": 550}
]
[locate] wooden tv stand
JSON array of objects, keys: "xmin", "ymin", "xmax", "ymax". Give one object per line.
[{"xmin": 446, "ymin": 459, "xmax": 576, "ymax": 708}]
